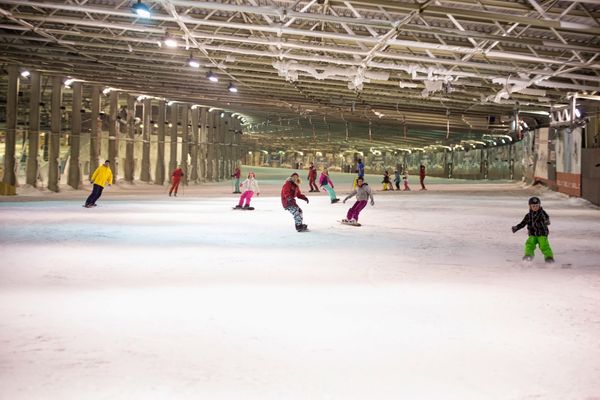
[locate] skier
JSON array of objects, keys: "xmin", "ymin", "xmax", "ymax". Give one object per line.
[
  {"xmin": 168, "ymin": 165, "xmax": 184, "ymax": 197},
  {"xmin": 232, "ymin": 166, "xmax": 241, "ymax": 194},
  {"xmin": 234, "ymin": 171, "xmax": 260, "ymax": 210},
  {"xmin": 342, "ymin": 176, "xmax": 374, "ymax": 226},
  {"xmin": 419, "ymin": 164, "xmax": 427, "ymax": 190},
  {"xmin": 307, "ymin": 162, "xmax": 318, "ymax": 192},
  {"xmin": 281, "ymin": 172, "xmax": 309, "ymax": 232},
  {"xmin": 84, "ymin": 160, "xmax": 113, "ymax": 208},
  {"xmin": 382, "ymin": 170, "xmax": 393, "ymax": 191},
  {"xmin": 319, "ymin": 168, "xmax": 340, "ymax": 203},
  {"xmin": 511, "ymin": 196, "xmax": 555, "ymax": 263}
]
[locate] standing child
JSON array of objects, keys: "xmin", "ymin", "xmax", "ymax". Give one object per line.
[
  {"xmin": 382, "ymin": 170, "xmax": 393, "ymax": 191},
  {"xmin": 169, "ymin": 165, "xmax": 184, "ymax": 197},
  {"xmin": 84, "ymin": 160, "xmax": 113, "ymax": 208},
  {"xmin": 402, "ymin": 169, "xmax": 411, "ymax": 191},
  {"xmin": 342, "ymin": 177, "xmax": 374, "ymax": 225},
  {"xmin": 511, "ymin": 196, "xmax": 554, "ymax": 263},
  {"xmin": 394, "ymin": 168, "xmax": 401, "ymax": 190},
  {"xmin": 307, "ymin": 162, "xmax": 318, "ymax": 192},
  {"xmin": 281, "ymin": 172, "xmax": 309, "ymax": 232},
  {"xmin": 319, "ymin": 168, "xmax": 340, "ymax": 203},
  {"xmin": 232, "ymin": 166, "xmax": 241, "ymax": 194},
  {"xmin": 234, "ymin": 171, "xmax": 260, "ymax": 210},
  {"xmin": 419, "ymin": 164, "xmax": 427, "ymax": 190}
]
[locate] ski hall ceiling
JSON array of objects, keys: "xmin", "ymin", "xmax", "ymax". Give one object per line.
[{"xmin": 0, "ymin": 0, "xmax": 599, "ymax": 147}]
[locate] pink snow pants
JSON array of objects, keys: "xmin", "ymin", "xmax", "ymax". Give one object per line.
[
  {"xmin": 346, "ymin": 200, "xmax": 367, "ymax": 221},
  {"xmin": 238, "ymin": 190, "xmax": 254, "ymax": 206}
]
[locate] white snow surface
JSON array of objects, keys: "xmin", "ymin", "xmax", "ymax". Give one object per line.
[{"xmin": 1, "ymin": 166, "xmax": 600, "ymax": 400}]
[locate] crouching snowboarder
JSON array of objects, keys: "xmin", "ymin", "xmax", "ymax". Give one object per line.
[
  {"xmin": 341, "ymin": 176, "xmax": 374, "ymax": 226},
  {"xmin": 281, "ymin": 172, "xmax": 309, "ymax": 232}
]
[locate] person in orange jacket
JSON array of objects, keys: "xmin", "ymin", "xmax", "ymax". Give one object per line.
[{"xmin": 169, "ymin": 165, "xmax": 184, "ymax": 197}]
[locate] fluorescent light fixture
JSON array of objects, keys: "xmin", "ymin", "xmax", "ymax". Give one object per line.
[
  {"xmin": 574, "ymin": 108, "xmax": 582, "ymax": 118},
  {"xmin": 220, "ymin": 112, "xmax": 225, "ymax": 118},
  {"xmin": 20, "ymin": 70, "xmax": 30, "ymax": 78},
  {"xmin": 137, "ymin": 95, "xmax": 145, "ymax": 101},
  {"xmin": 163, "ymin": 35, "xmax": 177, "ymax": 48},
  {"xmin": 227, "ymin": 82, "xmax": 238, "ymax": 93},
  {"xmin": 64, "ymin": 78, "xmax": 75, "ymax": 86},
  {"xmin": 188, "ymin": 56, "xmax": 200, "ymax": 68},
  {"xmin": 102, "ymin": 87, "xmax": 112, "ymax": 95},
  {"xmin": 132, "ymin": 0, "xmax": 151, "ymax": 18},
  {"xmin": 207, "ymin": 71, "xmax": 218, "ymax": 82},
  {"xmin": 167, "ymin": 101, "xmax": 175, "ymax": 106}
]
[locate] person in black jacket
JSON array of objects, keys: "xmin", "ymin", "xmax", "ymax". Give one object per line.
[{"xmin": 512, "ymin": 196, "xmax": 554, "ymax": 263}]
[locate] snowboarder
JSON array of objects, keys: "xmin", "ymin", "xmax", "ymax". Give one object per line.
[
  {"xmin": 319, "ymin": 168, "xmax": 340, "ymax": 203},
  {"xmin": 511, "ymin": 196, "xmax": 554, "ymax": 263},
  {"xmin": 84, "ymin": 160, "xmax": 113, "ymax": 208},
  {"xmin": 232, "ymin": 166, "xmax": 241, "ymax": 194},
  {"xmin": 234, "ymin": 171, "xmax": 260, "ymax": 210},
  {"xmin": 357, "ymin": 158, "xmax": 365, "ymax": 179},
  {"xmin": 419, "ymin": 164, "xmax": 427, "ymax": 190},
  {"xmin": 307, "ymin": 162, "xmax": 318, "ymax": 192},
  {"xmin": 394, "ymin": 168, "xmax": 401, "ymax": 190},
  {"xmin": 342, "ymin": 176, "xmax": 374, "ymax": 225},
  {"xmin": 281, "ymin": 172, "xmax": 309, "ymax": 232},
  {"xmin": 168, "ymin": 165, "xmax": 184, "ymax": 197}
]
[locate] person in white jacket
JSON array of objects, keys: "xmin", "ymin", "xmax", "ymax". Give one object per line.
[{"xmin": 234, "ymin": 171, "xmax": 260, "ymax": 209}]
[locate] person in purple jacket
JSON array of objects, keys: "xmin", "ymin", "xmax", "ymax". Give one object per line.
[{"xmin": 319, "ymin": 168, "xmax": 340, "ymax": 204}]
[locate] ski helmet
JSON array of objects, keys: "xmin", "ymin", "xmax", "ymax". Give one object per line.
[{"xmin": 528, "ymin": 196, "xmax": 540, "ymax": 205}]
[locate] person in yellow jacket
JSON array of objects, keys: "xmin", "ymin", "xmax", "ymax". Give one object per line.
[{"xmin": 84, "ymin": 160, "xmax": 113, "ymax": 208}]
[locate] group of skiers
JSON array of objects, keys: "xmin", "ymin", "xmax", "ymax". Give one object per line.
[{"xmin": 83, "ymin": 160, "xmax": 555, "ymax": 262}]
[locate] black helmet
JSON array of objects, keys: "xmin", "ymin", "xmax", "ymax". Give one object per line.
[{"xmin": 528, "ymin": 196, "xmax": 540, "ymax": 205}]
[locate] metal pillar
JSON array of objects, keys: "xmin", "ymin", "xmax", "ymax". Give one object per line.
[
  {"xmin": 181, "ymin": 103, "xmax": 189, "ymax": 185},
  {"xmin": 90, "ymin": 85, "xmax": 100, "ymax": 174},
  {"xmin": 155, "ymin": 100, "xmax": 166, "ymax": 185},
  {"xmin": 47, "ymin": 76, "xmax": 62, "ymax": 192},
  {"xmin": 169, "ymin": 104, "xmax": 178, "ymax": 179},
  {"xmin": 26, "ymin": 70, "xmax": 41, "ymax": 187},
  {"xmin": 124, "ymin": 94, "xmax": 135, "ymax": 182},
  {"xmin": 206, "ymin": 111, "xmax": 215, "ymax": 181},
  {"xmin": 140, "ymin": 97, "xmax": 152, "ymax": 182},
  {"xmin": 190, "ymin": 107, "xmax": 199, "ymax": 182},
  {"xmin": 67, "ymin": 81, "xmax": 82, "ymax": 189},
  {"xmin": 108, "ymin": 90, "xmax": 119, "ymax": 181},
  {"xmin": 3, "ymin": 65, "xmax": 19, "ymax": 186},
  {"xmin": 198, "ymin": 107, "xmax": 207, "ymax": 182}
]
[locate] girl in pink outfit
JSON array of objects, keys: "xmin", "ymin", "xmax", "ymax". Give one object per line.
[{"xmin": 234, "ymin": 172, "xmax": 260, "ymax": 209}]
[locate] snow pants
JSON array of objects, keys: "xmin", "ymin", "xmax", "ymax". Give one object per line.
[
  {"xmin": 234, "ymin": 178, "xmax": 240, "ymax": 193},
  {"xmin": 85, "ymin": 184, "xmax": 104, "ymax": 206},
  {"xmin": 524, "ymin": 235, "xmax": 554, "ymax": 259},
  {"xmin": 238, "ymin": 190, "xmax": 254, "ymax": 207},
  {"xmin": 420, "ymin": 177, "xmax": 426, "ymax": 190},
  {"xmin": 346, "ymin": 200, "xmax": 367, "ymax": 221},
  {"xmin": 285, "ymin": 205, "xmax": 303, "ymax": 225},
  {"xmin": 321, "ymin": 184, "xmax": 337, "ymax": 200},
  {"xmin": 394, "ymin": 179, "xmax": 400, "ymax": 190},
  {"xmin": 309, "ymin": 179, "xmax": 318, "ymax": 192},
  {"xmin": 169, "ymin": 178, "xmax": 181, "ymax": 195}
]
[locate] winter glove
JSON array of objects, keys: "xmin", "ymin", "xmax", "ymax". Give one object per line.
[
  {"xmin": 303, "ymin": 197, "xmax": 309, "ymax": 203},
  {"xmin": 511, "ymin": 226, "xmax": 517, "ymax": 233}
]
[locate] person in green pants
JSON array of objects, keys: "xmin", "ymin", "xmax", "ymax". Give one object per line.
[{"xmin": 512, "ymin": 196, "xmax": 555, "ymax": 263}]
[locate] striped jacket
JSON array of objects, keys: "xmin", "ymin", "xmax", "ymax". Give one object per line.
[{"xmin": 514, "ymin": 208, "xmax": 550, "ymax": 236}]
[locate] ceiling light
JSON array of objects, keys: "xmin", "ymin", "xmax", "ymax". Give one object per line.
[
  {"xmin": 188, "ymin": 56, "xmax": 200, "ymax": 68},
  {"xmin": 574, "ymin": 108, "xmax": 582, "ymax": 118},
  {"xmin": 20, "ymin": 70, "xmax": 30, "ymax": 78},
  {"xmin": 227, "ymin": 82, "xmax": 238, "ymax": 93},
  {"xmin": 132, "ymin": 0, "xmax": 151, "ymax": 18},
  {"xmin": 64, "ymin": 78, "xmax": 75, "ymax": 86},
  {"xmin": 220, "ymin": 112, "xmax": 225, "ymax": 118},
  {"xmin": 207, "ymin": 71, "xmax": 218, "ymax": 82},
  {"xmin": 163, "ymin": 34, "xmax": 177, "ymax": 48},
  {"xmin": 167, "ymin": 101, "xmax": 175, "ymax": 106},
  {"xmin": 102, "ymin": 87, "xmax": 112, "ymax": 95}
]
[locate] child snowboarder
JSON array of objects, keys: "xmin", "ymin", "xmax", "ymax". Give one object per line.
[
  {"xmin": 281, "ymin": 172, "xmax": 309, "ymax": 232},
  {"xmin": 234, "ymin": 171, "xmax": 260, "ymax": 210},
  {"xmin": 394, "ymin": 168, "xmax": 401, "ymax": 190},
  {"xmin": 511, "ymin": 196, "xmax": 554, "ymax": 263},
  {"xmin": 382, "ymin": 170, "xmax": 393, "ymax": 191},
  {"xmin": 307, "ymin": 162, "xmax": 318, "ymax": 192},
  {"xmin": 84, "ymin": 160, "xmax": 113, "ymax": 208},
  {"xmin": 231, "ymin": 166, "xmax": 241, "ymax": 194},
  {"xmin": 342, "ymin": 177, "xmax": 374, "ymax": 226},
  {"xmin": 319, "ymin": 168, "xmax": 340, "ymax": 203},
  {"xmin": 169, "ymin": 165, "xmax": 184, "ymax": 197},
  {"xmin": 419, "ymin": 164, "xmax": 427, "ymax": 190}
]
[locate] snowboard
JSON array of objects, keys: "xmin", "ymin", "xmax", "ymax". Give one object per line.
[
  {"xmin": 82, "ymin": 204, "xmax": 98, "ymax": 208},
  {"xmin": 233, "ymin": 206, "xmax": 255, "ymax": 210},
  {"xmin": 338, "ymin": 220, "xmax": 361, "ymax": 227}
]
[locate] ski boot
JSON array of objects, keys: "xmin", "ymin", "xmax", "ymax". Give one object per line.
[
  {"xmin": 331, "ymin": 198, "xmax": 340, "ymax": 204},
  {"xmin": 545, "ymin": 257, "xmax": 555, "ymax": 264},
  {"xmin": 234, "ymin": 205, "xmax": 243, "ymax": 209},
  {"xmin": 296, "ymin": 223, "xmax": 308, "ymax": 232},
  {"xmin": 243, "ymin": 205, "xmax": 255, "ymax": 210}
]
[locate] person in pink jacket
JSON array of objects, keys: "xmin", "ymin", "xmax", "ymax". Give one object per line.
[
  {"xmin": 234, "ymin": 171, "xmax": 260, "ymax": 210},
  {"xmin": 319, "ymin": 168, "xmax": 340, "ymax": 204}
]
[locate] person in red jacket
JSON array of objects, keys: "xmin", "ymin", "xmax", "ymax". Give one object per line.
[
  {"xmin": 419, "ymin": 164, "xmax": 427, "ymax": 190},
  {"xmin": 169, "ymin": 165, "xmax": 184, "ymax": 197},
  {"xmin": 281, "ymin": 172, "xmax": 309, "ymax": 232},
  {"xmin": 307, "ymin": 162, "xmax": 318, "ymax": 192}
]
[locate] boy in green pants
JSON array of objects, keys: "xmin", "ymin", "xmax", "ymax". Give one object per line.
[{"xmin": 512, "ymin": 196, "xmax": 555, "ymax": 263}]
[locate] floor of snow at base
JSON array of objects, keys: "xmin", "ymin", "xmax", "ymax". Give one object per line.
[{"xmin": 1, "ymin": 166, "xmax": 600, "ymax": 400}]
